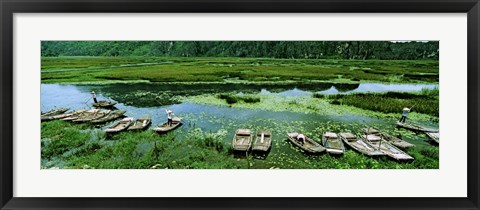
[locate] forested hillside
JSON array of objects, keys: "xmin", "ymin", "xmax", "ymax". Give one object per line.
[{"xmin": 41, "ymin": 41, "xmax": 439, "ymax": 60}]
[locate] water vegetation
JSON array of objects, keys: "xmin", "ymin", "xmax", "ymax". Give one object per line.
[
  {"xmin": 218, "ymin": 93, "xmax": 261, "ymax": 104},
  {"xmin": 186, "ymin": 93, "xmax": 437, "ymax": 122},
  {"xmin": 41, "ymin": 57, "xmax": 438, "ymax": 84},
  {"xmin": 315, "ymin": 88, "xmax": 439, "ymax": 117}
]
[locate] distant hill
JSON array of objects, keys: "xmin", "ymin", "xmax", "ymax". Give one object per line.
[{"xmin": 41, "ymin": 41, "xmax": 439, "ymax": 60}]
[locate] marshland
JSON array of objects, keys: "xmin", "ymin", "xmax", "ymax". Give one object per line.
[{"xmin": 41, "ymin": 41, "xmax": 439, "ymax": 169}]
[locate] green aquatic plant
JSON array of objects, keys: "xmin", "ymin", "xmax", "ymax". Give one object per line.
[{"xmin": 322, "ymin": 91, "xmax": 439, "ymax": 117}]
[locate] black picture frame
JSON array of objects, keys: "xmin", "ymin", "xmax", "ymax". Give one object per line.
[{"xmin": 1, "ymin": 0, "xmax": 479, "ymax": 209}]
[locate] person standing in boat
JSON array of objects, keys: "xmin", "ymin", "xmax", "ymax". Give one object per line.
[
  {"xmin": 297, "ymin": 133, "xmax": 305, "ymax": 145},
  {"xmin": 91, "ymin": 91, "xmax": 98, "ymax": 103},
  {"xmin": 399, "ymin": 107, "xmax": 411, "ymax": 123},
  {"xmin": 166, "ymin": 109, "xmax": 175, "ymax": 126}
]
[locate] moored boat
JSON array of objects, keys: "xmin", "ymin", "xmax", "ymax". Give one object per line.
[
  {"xmin": 396, "ymin": 121, "xmax": 438, "ymax": 133},
  {"xmin": 153, "ymin": 117, "xmax": 182, "ymax": 133},
  {"xmin": 127, "ymin": 116, "xmax": 152, "ymax": 131},
  {"xmin": 360, "ymin": 133, "xmax": 414, "ymax": 161},
  {"xmin": 322, "ymin": 132, "xmax": 345, "ymax": 155},
  {"xmin": 73, "ymin": 109, "xmax": 110, "ymax": 123},
  {"xmin": 252, "ymin": 130, "xmax": 272, "ymax": 152},
  {"xmin": 62, "ymin": 109, "xmax": 99, "ymax": 121},
  {"xmin": 105, "ymin": 117, "xmax": 134, "ymax": 133},
  {"xmin": 51, "ymin": 109, "xmax": 86, "ymax": 120},
  {"xmin": 41, "ymin": 107, "xmax": 69, "ymax": 117},
  {"xmin": 426, "ymin": 132, "xmax": 439, "ymax": 144},
  {"xmin": 287, "ymin": 132, "xmax": 325, "ymax": 154},
  {"xmin": 339, "ymin": 132, "xmax": 384, "ymax": 156},
  {"xmin": 90, "ymin": 110, "xmax": 126, "ymax": 124},
  {"xmin": 93, "ymin": 101, "xmax": 117, "ymax": 109},
  {"xmin": 232, "ymin": 129, "xmax": 253, "ymax": 152},
  {"xmin": 363, "ymin": 127, "xmax": 414, "ymax": 149},
  {"xmin": 41, "ymin": 108, "xmax": 69, "ymax": 121},
  {"xmin": 42, "ymin": 109, "xmax": 80, "ymax": 122}
]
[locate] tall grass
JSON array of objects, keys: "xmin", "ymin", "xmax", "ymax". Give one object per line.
[
  {"xmin": 315, "ymin": 90, "xmax": 439, "ymax": 117},
  {"xmin": 218, "ymin": 93, "xmax": 260, "ymax": 104},
  {"xmin": 41, "ymin": 57, "xmax": 439, "ymax": 84}
]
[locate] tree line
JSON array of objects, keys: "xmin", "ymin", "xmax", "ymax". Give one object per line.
[{"xmin": 41, "ymin": 41, "xmax": 439, "ymax": 60}]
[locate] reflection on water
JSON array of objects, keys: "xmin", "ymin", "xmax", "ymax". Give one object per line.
[{"xmin": 42, "ymin": 82, "xmax": 437, "ymax": 109}]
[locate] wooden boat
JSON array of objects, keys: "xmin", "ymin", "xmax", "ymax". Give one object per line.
[
  {"xmin": 127, "ymin": 116, "xmax": 152, "ymax": 131},
  {"xmin": 51, "ymin": 110, "xmax": 87, "ymax": 119},
  {"xmin": 232, "ymin": 129, "xmax": 253, "ymax": 152},
  {"xmin": 93, "ymin": 101, "xmax": 117, "ymax": 109},
  {"xmin": 339, "ymin": 132, "xmax": 384, "ymax": 156},
  {"xmin": 287, "ymin": 133, "xmax": 325, "ymax": 154},
  {"xmin": 41, "ymin": 107, "xmax": 69, "ymax": 116},
  {"xmin": 360, "ymin": 133, "xmax": 414, "ymax": 161},
  {"xmin": 426, "ymin": 132, "xmax": 439, "ymax": 144},
  {"xmin": 322, "ymin": 132, "xmax": 345, "ymax": 155},
  {"xmin": 41, "ymin": 108, "xmax": 69, "ymax": 121},
  {"xmin": 396, "ymin": 121, "xmax": 438, "ymax": 133},
  {"xmin": 62, "ymin": 109, "xmax": 99, "ymax": 121},
  {"xmin": 105, "ymin": 117, "xmax": 134, "ymax": 133},
  {"xmin": 363, "ymin": 127, "xmax": 414, "ymax": 149},
  {"xmin": 90, "ymin": 110, "xmax": 126, "ymax": 124},
  {"xmin": 42, "ymin": 110, "xmax": 81, "ymax": 122},
  {"xmin": 153, "ymin": 117, "xmax": 182, "ymax": 133},
  {"xmin": 251, "ymin": 130, "xmax": 272, "ymax": 152},
  {"xmin": 73, "ymin": 109, "xmax": 110, "ymax": 123}
]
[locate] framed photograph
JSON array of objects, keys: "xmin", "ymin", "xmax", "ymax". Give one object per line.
[{"xmin": 1, "ymin": 0, "xmax": 479, "ymax": 209}]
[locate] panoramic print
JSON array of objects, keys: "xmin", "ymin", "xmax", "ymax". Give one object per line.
[{"xmin": 41, "ymin": 41, "xmax": 439, "ymax": 169}]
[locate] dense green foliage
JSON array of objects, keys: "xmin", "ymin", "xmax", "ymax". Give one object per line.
[
  {"xmin": 218, "ymin": 93, "xmax": 261, "ymax": 104},
  {"xmin": 315, "ymin": 88, "xmax": 439, "ymax": 117},
  {"xmin": 41, "ymin": 57, "xmax": 439, "ymax": 84},
  {"xmin": 41, "ymin": 41, "xmax": 439, "ymax": 60}
]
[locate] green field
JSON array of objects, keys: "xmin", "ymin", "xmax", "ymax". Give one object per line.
[{"xmin": 41, "ymin": 57, "xmax": 439, "ymax": 84}]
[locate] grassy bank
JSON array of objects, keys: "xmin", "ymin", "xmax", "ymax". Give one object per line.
[
  {"xmin": 41, "ymin": 57, "xmax": 439, "ymax": 84},
  {"xmin": 315, "ymin": 88, "xmax": 439, "ymax": 117},
  {"xmin": 41, "ymin": 120, "xmax": 439, "ymax": 169}
]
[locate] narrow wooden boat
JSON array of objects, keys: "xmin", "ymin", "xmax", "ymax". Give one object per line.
[
  {"xmin": 339, "ymin": 132, "xmax": 384, "ymax": 156},
  {"xmin": 127, "ymin": 116, "xmax": 152, "ymax": 131},
  {"xmin": 322, "ymin": 132, "xmax": 345, "ymax": 155},
  {"xmin": 251, "ymin": 130, "xmax": 272, "ymax": 152},
  {"xmin": 42, "ymin": 109, "xmax": 81, "ymax": 122},
  {"xmin": 73, "ymin": 109, "xmax": 110, "ymax": 123},
  {"xmin": 363, "ymin": 127, "xmax": 414, "ymax": 149},
  {"xmin": 52, "ymin": 110, "xmax": 86, "ymax": 119},
  {"xmin": 360, "ymin": 133, "xmax": 414, "ymax": 161},
  {"xmin": 41, "ymin": 108, "xmax": 69, "ymax": 121},
  {"xmin": 153, "ymin": 117, "xmax": 182, "ymax": 133},
  {"xmin": 93, "ymin": 101, "xmax": 117, "ymax": 109},
  {"xmin": 105, "ymin": 117, "xmax": 134, "ymax": 133},
  {"xmin": 41, "ymin": 107, "xmax": 69, "ymax": 116},
  {"xmin": 426, "ymin": 132, "xmax": 439, "ymax": 144},
  {"xmin": 396, "ymin": 121, "xmax": 438, "ymax": 133},
  {"xmin": 287, "ymin": 133, "xmax": 325, "ymax": 154},
  {"xmin": 62, "ymin": 109, "xmax": 99, "ymax": 121},
  {"xmin": 232, "ymin": 129, "xmax": 253, "ymax": 152},
  {"xmin": 90, "ymin": 110, "xmax": 126, "ymax": 124}
]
